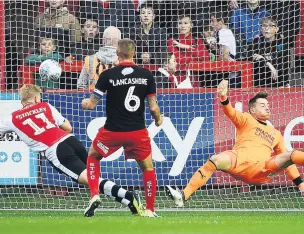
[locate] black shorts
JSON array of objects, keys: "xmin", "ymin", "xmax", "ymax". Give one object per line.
[{"xmin": 43, "ymin": 135, "xmax": 88, "ymax": 182}]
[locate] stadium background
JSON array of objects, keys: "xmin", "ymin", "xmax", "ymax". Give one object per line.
[{"xmin": 0, "ymin": 0, "xmax": 304, "ymax": 212}]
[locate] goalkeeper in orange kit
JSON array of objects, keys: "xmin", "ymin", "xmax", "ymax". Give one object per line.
[{"xmin": 166, "ymin": 79, "xmax": 304, "ymax": 207}]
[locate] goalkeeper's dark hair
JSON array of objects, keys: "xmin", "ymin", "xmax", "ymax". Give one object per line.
[{"xmin": 248, "ymin": 92, "xmax": 269, "ymax": 112}]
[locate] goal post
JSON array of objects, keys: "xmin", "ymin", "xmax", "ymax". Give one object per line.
[
  {"xmin": 0, "ymin": 1, "xmax": 5, "ymax": 90},
  {"xmin": 1, "ymin": 0, "xmax": 304, "ymax": 211}
]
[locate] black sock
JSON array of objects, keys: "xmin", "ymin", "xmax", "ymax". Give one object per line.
[{"xmin": 293, "ymin": 176, "xmax": 303, "ymax": 186}]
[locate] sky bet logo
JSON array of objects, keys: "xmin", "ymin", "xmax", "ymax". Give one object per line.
[
  {"xmin": 0, "ymin": 152, "xmax": 22, "ymax": 163},
  {"xmin": 87, "ymin": 117, "xmax": 204, "ymax": 176}
]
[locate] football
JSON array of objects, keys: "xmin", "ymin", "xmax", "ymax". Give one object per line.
[{"xmin": 39, "ymin": 59, "xmax": 62, "ymax": 81}]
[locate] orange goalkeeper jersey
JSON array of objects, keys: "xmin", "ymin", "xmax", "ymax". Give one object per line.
[{"xmin": 222, "ymin": 100, "xmax": 286, "ymax": 163}]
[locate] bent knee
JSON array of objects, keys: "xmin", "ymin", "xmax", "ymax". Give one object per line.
[
  {"xmin": 209, "ymin": 154, "xmax": 222, "ymax": 168},
  {"xmin": 137, "ymin": 154, "xmax": 153, "ymax": 171},
  {"xmin": 88, "ymin": 146, "xmax": 102, "ymax": 159},
  {"xmin": 209, "ymin": 153, "xmax": 232, "ymax": 171}
]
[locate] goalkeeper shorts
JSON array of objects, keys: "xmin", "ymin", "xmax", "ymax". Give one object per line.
[{"xmin": 225, "ymin": 150, "xmax": 280, "ymax": 185}]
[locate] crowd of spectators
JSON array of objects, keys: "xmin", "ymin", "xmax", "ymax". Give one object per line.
[{"xmin": 3, "ymin": 0, "xmax": 303, "ymax": 90}]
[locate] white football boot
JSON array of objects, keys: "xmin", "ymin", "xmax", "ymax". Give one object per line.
[
  {"xmin": 141, "ymin": 209, "xmax": 161, "ymax": 218},
  {"xmin": 165, "ymin": 185, "xmax": 184, "ymax": 207}
]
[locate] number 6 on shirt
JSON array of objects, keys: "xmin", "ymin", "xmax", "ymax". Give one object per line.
[{"xmin": 124, "ymin": 86, "xmax": 140, "ymax": 112}]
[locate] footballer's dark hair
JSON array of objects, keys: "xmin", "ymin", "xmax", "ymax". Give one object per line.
[{"xmin": 248, "ymin": 92, "xmax": 268, "ymax": 112}]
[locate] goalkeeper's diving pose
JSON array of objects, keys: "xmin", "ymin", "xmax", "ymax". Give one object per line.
[{"xmin": 166, "ymin": 79, "xmax": 304, "ymax": 207}]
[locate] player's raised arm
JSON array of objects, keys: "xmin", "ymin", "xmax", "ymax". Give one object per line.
[{"xmin": 217, "ymin": 79, "xmax": 247, "ymax": 127}]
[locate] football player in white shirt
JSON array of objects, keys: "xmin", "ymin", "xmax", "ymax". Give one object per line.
[{"xmin": 0, "ymin": 84, "xmax": 141, "ymax": 217}]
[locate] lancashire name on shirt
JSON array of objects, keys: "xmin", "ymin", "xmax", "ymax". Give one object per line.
[
  {"xmin": 15, "ymin": 107, "xmax": 47, "ymax": 120},
  {"xmin": 110, "ymin": 78, "xmax": 148, "ymax": 86}
]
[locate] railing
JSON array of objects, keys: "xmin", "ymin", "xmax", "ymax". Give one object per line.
[{"xmin": 17, "ymin": 61, "xmax": 254, "ymax": 89}]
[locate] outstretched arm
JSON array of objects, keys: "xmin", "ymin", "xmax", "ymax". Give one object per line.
[{"xmin": 217, "ymin": 80, "xmax": 247, "ymax": 127}]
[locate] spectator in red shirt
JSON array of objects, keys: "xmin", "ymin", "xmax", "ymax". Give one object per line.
[{"xmin": 168, "ymin": 15, "xmax": 210, "ymax": 65}]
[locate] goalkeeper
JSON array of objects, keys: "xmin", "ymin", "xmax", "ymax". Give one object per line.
[{"xmin": 167, "ymin": 79, "xmax": 304, "ymax": 207}]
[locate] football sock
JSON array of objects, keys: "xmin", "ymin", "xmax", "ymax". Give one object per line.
[
  {"xmin": 285, "ymin": 165, "xmax": 301, "ymax": 180},
  {"xmin": 87, "ymin": 156, "xmax": 100, "ymax": 198},
  {"xmin": 115, "ymin": 197, "xmax": 130, "ymax": 206},
  {"xmin": 143, "ymin": 170, "xmax": 156, "ymax": 212},
  {"xmin": 285, "ymin": 165, "xmax": 304, "ymax": 191},
  {"xmin": 291, "ymin": 150, "xmax": 304, "ymax": 165},
  {"xmin": 285, "ymin": 165, "xmax": 303, "ymax": 185},
  {"xmin": 99, "ymin": 179, "xmax": 132, "ymax": 205},
  {"xmin": 184, "ymin": 160, "xmax": 216, "ymax": 201}
]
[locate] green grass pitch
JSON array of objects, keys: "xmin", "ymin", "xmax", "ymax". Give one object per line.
[{"xmin": 1, "ymin": 210, "xmax": 303, "ymax": 234}]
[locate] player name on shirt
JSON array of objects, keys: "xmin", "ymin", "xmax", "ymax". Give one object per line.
[
  {"xmin": 110, "ymin": 78, "xmax": 148, "ymax": 86},
  {"xmin": 94, "ymin": 64, "xmax": 156, "ymax": 132},
  {"xmin": 15, "ymin": 107, "xmax": 47, "ymax": 120}
]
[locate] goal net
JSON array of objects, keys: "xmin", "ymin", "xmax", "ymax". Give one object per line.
[{"xmin": 1, "ymin": 0, "xmax": 304, "ymax": 211}]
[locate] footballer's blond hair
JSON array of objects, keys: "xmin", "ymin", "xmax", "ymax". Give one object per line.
[
  {"xmin": 117, "ymin": 38, "xmax": 135, "ymax": 60},
  {"xmin": 19, "ymin": 84, "xmax": 42, "ymax": 103}
]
